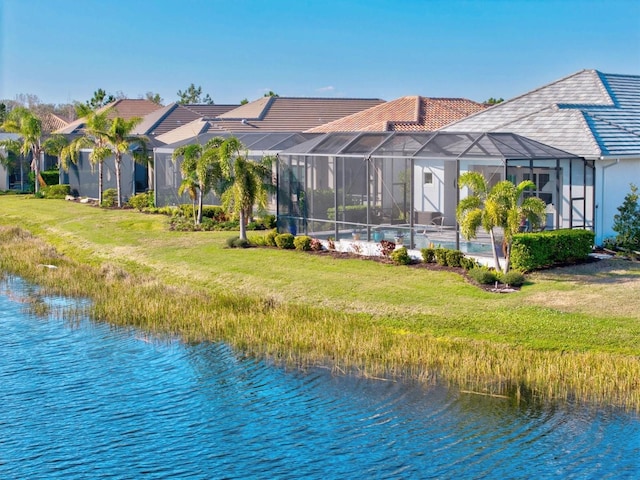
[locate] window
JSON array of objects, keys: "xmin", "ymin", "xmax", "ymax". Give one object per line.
[{"xmin": 424, "ymin": 172, "xmax": 433, "ymax": 185}]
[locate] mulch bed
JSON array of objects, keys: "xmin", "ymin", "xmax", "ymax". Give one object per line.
[{"xmin": 307, "ymin": 248, "xmax": 518, "ymax": 293}]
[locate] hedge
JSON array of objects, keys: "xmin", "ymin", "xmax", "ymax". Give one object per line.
[
  {"xmin": 510, "ymin": 229, "xmax": 594, "ymax": 272},
  {"xmin": 326, "ymin": 205, "xmax": 367, "ymax": 224}
]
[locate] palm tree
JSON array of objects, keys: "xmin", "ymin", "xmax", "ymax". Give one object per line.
[
  {"xmin": 104, "ymin": 116, "xmax": 147, "ymax": 208},
  {"xmin": 1, "ymin": 107, "xmax": 46, "ymax": 193},
  {"xmin": 57, "ymin": 110, "xmax": 112, "ymax": 205},
  {"xmin": 178, "ymin": 172, "xmax": 199, "ymax": 224},
  {"xmin": 172, "ymin": 137, "xmax": 224, "ymax": 225},
  {"xmin": 457, "ymin": 171, "xmax": 546, "ymax": 273},
  {"xmin": 218, "ymin": 137, "xmax": 274, "ymax": 241}
]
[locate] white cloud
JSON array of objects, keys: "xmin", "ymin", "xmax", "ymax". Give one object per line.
[{"xmin": 316, "ymin": 86, "xmax": 335, "ymax": 93}]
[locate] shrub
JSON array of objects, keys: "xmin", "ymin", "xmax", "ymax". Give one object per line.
[
  {"xmin": 421, "ymin": 248, "xmax": 436, "ymax": 263},
  {"xmin": 612, "ymin": 183, "xmax": 640, "ymax": 251},
  {"xmin": 247, "ymin": 221, "xmax": 266, "ymax": 231},
  {"xmin": 390, "ymin": 246, "xmax": 411, "ymax": 265},
  {"xmin": 434, "ymin": 248, "xmax": 448, "ymax": 266},
  {"xmin": 40, "ymin": 169, "xmax": 60, "ymax": 186},
  {"xmin": 265, "ymin": 230, "xmax": 278, "ymax": 247},
  {"xmin": 379, "ymin": 240, "xmax": 396, "ymax": 257},
  {"xmin": 215, "ymin": 220, "xmax": 240, "ymax": 231},
  {"xmin": 234, "ymin": 237, "xmax": 250, "ymax": 248},
  {"xmin": 101, "ymin": 188, "xmax": 118, "ymax": 208},
  {"xmin": 326, "ymin": 205, "xmax": 367, "ymax": 223},
  {"xmin": 226, "ymin": 236, "xmax": 240, "ymax": 248},
  {"xmin": 127, "ymin": 191, "xmax": 154, "ymax": 211},
  {"xmin": 275, "ymin": 233, "xmax": 295, "ymax": 249},
  {"xmin": 261, "ymin": 214, "xmax": 277, "ymax": 229},
  {"xmin": 468, "ymin": 267, "xmax": 498, "ymax": 285},
  {"xmin": 294, "ymin": 235, "xmax": 312, "ymax": 251},
  {"xmin": 177, "ymin": 204, "xmax": 196, "ymax": 219},
  {"xmin": 445, "ymin": 250, "xmax": 464, "ymax": 268},
  {"xmin": 252, "ymin": 235, "xmax": 268, "ymax": 246},
  {"xmin": 499, "ymin": 270, "xmax": 526, "ymax": 287},
  {"xmin": 42, "ymin": 184, "xmax": 70, "ymax": 199},
  {"xmin": 201, "ymin": 206, "xmax": 227, "ymax": 221},
  {"xmin": 310, "ymin": 238, "xmax": 323, "ymax": 251},
  {"xmin": 169, "ymin": 216, "xmax": 195, "ymax": 231},
  {"xmin": 460, "ymin": 257, "xmax": 478, "ymax": 270},
  {"xmin": 201, "ymin": 218, "xmax": 217, "ymax": 231},
  {"xmin": 511, "ymin": 229, "xmax": 595, "ymax": 272}
]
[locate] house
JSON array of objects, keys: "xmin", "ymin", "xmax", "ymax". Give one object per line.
[
  {"xmin": 152, "ymin": 97, "xmax": 386, "ymax": 206},
  {"xmin": 439, "ymin": 69, "xmax": 640, "ymax": 245},
  {"xmin": 306, "ymin": 96, "xmax": 487, "ymax": 133},
  {"xmin": 154, "ymin": 131, "xmax": 320, "ymax": 207},
  {"xmin": 0, "ymin": 133, "xmax": 27, "ymax": 191},
  {"xmin": 275, "ymin": 131, "xmax": 589, "ymax": 253},
  {"xmin": 198, "ymin": 96, "xmax": 385, "ymax": 133},
  {"xmin": 132, "ymin": 103, "xmax": 239, "ymax": 142},
  {"xmin": 54, "ymin": 99, "xmax": 165, "ymax": 199}
]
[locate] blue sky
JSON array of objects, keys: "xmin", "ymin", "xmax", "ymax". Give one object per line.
[{"xmin": 1, "ymin": 0, "xmax": 639, "ymax": 106}]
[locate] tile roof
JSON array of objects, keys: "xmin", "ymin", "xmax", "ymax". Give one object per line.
[
  {"xmin": 154, "ymin": 118, "xmax": 209, "ymax": 145},
  {"xmin": 440, "ymin": 69, "xmax": 640, "ymax": 158},
  {"xmin": 182, "ymin": 104, "xmax": 239, "ymax": 118},
  {"xmin": 55, "ymin": 99, "xmax": 163, "ymax": 134},
  {"xmin": 306, "ymin": 96, "xmax": 486, "ymax": 133},
  {"xmin": 133, "ymin": 103, "xmax": 240, "ymax": 138},
  {"xmin": 40, "ymin": 112, "xmax": 69, "ymax": 134},
  {"xmin": 204, "ymin": 97, "xmax": 385, "ymax": 132}
]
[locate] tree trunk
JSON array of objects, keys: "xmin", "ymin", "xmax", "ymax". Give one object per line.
[
  {"xmin": 239, "ymin": 209, "xmax": 247, "ymax": 241},
  {"xmin": 32, "ymin": 149, "xmax": 41, "ymax": 194},
  {"xmin": 503, "ymin": 241, "xmax": 512, "ymax": 274},
  {"xmin": 489, "ymin": 228, "xmax": 502, "ymax": 272},
  {"xmin": 98, "ymin": 162, "xmax": 103, "ymax": 206},
  {"xmin": 197, "ymin": 190, "xmax": 203, "ymax": 225},
  {"xmin": 115, "ymin": 156, "xmax": 122, "ymax": 208}
]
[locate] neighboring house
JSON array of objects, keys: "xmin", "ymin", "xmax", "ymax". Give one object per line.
[
  {"xmin": 155, "ymin": 131, "xmax": 320, "ymax": 207},
  {"xmin": 306, "ymin": 96, "xmax": 487, "ymax": 133},
  {"xmin": 55, "ymin": 99, "xmax": 163, "ymax": 135},
  {"xmin": 40, "ymin": 112, "xmax": 70, "ymax": 171},
  {"xmin": 201, "ymin": 96, "xmax": 385, "ymax": 133},
  {"xmin": 0, "ymin": 132, "xmax": 27, "ymax": 191},
  {"xmin": 439, "ymin": 69, "xmax": 640, "ymax": 245},
  {"xmin": 151, "ymin": 97, "xmax": 385, "ymax": 206},
  {"xmin": 133, "ymin": 103, "xmax": 239, "ymax": 141},
  {"xmin": 55, "ymin": 99, "xmax": 165, "ymax": 199}
]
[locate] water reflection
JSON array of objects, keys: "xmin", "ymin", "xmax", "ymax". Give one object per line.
[{"xmin": 1, "ymin": 276, "xmax": 638, "ymax": 479}]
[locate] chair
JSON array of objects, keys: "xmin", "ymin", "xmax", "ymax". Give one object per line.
[{"xmin": 414, "ymin": 211, "xmax": 445, "ymax": 234}]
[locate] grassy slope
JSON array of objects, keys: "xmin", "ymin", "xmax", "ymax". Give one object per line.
[{"xmin": 1, "ymin": 196, "xmax": 640, "ymax": 355}]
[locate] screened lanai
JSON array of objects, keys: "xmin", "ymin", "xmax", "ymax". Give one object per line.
[
  {"xmin": 154, "ymin": 132, "xmax": 319, "ymax": 207},
  {"xmin": 276, "ymin": 131, "xmax": 594, "ymax": 252}
]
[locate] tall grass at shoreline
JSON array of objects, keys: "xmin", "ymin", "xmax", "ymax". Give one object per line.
[{"xmin": 1, "ymin": 225, "xmax": 639, "ymax": 410}]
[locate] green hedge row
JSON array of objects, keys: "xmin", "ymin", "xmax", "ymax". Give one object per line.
[
  {"xmin": 326, "ymin": 205, "xmax": 367, "ymax": 223},
  {"xmin": 510, "ymin": 229, "xmax": 594, "ymax": 272}
]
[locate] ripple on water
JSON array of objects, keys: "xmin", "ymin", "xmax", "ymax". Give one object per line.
[{"xmin": 0, "ymin": 275, "xmax": 639, "ymax": 479}]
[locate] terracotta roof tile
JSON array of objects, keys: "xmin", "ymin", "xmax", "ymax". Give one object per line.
[
  {"xmin": 55, "ymin": 99, "xmax": 163, "ymax": 134},
  {"xmin": 40, "ymin": 113, "xmax": 69, "ymax": 134},
  {"xmin": 205, "ymin": 97, "xmax": 384, "ymax": 132},
  {"xmin": 307, "ymin": 96, "xmax": 486, "ymax": 133}
]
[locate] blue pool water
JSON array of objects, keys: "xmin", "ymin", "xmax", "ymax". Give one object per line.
[{"xmin": 1, "ymin": 276, "xmax": 638, "ymax": 479}]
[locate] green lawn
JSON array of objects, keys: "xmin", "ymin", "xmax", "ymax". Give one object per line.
[
  {"xmin": 2, "ymin": 196, "xmax": 639, "ymax": 354},
  {"xmin": 2, "ymin": 195, "xmax": 640, "ymax": 408}
]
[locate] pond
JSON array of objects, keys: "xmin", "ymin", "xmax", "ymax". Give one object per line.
[{"xmin": 1, "ymin": 276, "xmax": 638, "ymax": 479}]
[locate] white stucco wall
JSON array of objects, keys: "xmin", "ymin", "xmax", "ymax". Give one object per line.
[
  {"xmin": 595, "ymin": 157, "xmax": 640, "ymax": 245},
  {"xmin": 414, "ymin": 160, "xmax": 445, "ymax": 215},
  {"xmin": 0, "ymin": 164, "xmax": 8, "ymax": 190}
]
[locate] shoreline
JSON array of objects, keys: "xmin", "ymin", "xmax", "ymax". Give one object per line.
[{"xmin": 1, "ymin": 198, "xmax": 639, "ymax": 410}]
